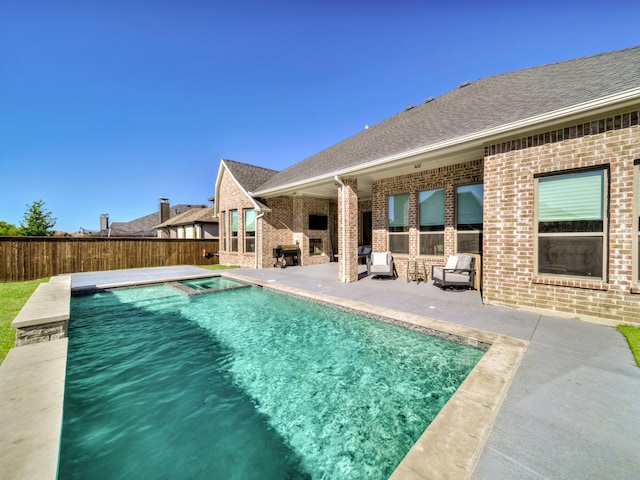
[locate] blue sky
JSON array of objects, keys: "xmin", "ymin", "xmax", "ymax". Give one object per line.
[{"xmin": 1, "ymin": 0, "xmax": 639, "ymax": 233}]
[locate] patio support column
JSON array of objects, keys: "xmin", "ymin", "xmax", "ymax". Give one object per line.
[{"xmin": 337, "ymin": 177, "xmax": 359, "ymax": 283}]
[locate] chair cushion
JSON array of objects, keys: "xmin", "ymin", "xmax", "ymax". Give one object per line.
[
  {"xmin": 444, "ymin": 255, "xmax": 458, "ymax": 270},
  {"xmin": 372, "ymin": 252, "xmax": 389, "ymax": 266},
  {"xmin": 456, "ymin": 254, "xmax": 472, "ymax": 271}
]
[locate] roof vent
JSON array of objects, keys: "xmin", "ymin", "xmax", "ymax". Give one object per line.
[
  {"xmin": 404, "ymin": 105, "xmax": 415, "ymax": 111},
  {"xmin": 459, "ymin": 81, "xmax": 472, "ymax": 88},
  {"xmin": 424, "ymin": 96, "xmax": 436, "ymax": 104}
]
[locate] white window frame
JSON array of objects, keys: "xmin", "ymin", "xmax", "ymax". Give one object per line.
[
  {"xmin": 634, "ymin": 160, "xmax": 640, "ymax": 284},
  {"xmin": 230, "ymin": 209, "xmax": 238, "ymax": 252},
  {"xmin": 456, "ymin": 184, "xmax": 483, "ymax": 255},
  {"xmin": 418, "ymin": 188, "xmax": 445, "ymax": 256},
  {"xmin": 388, "ymin": 193, "xmax": 410, "ymax": 254},
  {"xmin": 244, "ymin": 208, "xmax": 256, "ymax": 253},
  {"xmin": 534, "ymin": 167, "xmax": 608, "ymax": 280}
]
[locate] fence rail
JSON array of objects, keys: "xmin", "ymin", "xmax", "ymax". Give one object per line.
[{"xmin": 0, "ymin": 237, "xmax": 219, "ymax": 282}]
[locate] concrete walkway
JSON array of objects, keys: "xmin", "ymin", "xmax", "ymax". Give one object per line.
[{"xmin": 2, "ymin": 264, "xmax": 639, "ymax": 479}]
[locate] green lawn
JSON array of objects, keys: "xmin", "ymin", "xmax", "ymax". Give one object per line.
[
  {"xmin": 618, "ymin": 325, "xmax": 640, "ymax": 367},
  {"xmin": 0, "ymin": 277, "xmax": 49, "ymax": 364},
  {"xmin": 197, "ymin": 264, "xmax": 240, "ymax": 271}
]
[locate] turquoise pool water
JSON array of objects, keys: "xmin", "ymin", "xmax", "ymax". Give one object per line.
[
  {"xmin": 179, "ymin": 276, "xmax": 245, "ymax": 290},
  {"xmin": 59, "ymin": 283, "xmax": 484, "ymax": 479}
]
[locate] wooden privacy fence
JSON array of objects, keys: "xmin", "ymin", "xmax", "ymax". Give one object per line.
[{"xmin": 0, "ymin": 237, "xmax": 219, "ymax": 282}]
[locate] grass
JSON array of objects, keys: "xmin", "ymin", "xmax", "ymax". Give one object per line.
[
  {"xmin": 0, "ymin": 277, "xmax": 49, "ymax": 364},
  {"xmin": 618, "ymin": 325, "xmax": 640, "ymax": 367},
  {"xmin": 197, "ymin": 264, "xmax": 240, "ymax": 271}
]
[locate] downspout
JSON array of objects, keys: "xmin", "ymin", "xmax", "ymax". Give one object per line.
[
  {"xmin": 254, "ymin": 211, "xmax": 265, "ymax": 269},
  {"xmin": 334, "ymin": 175, "xmax": 347, "ymax": 283}
]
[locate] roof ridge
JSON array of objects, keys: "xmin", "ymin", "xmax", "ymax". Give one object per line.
[{"xmin": 223, "ymin": 158, "xmax": 280, "ymax": 174}]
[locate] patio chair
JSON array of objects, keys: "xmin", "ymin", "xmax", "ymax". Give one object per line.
[
  {"xmin": 431, "ymin": 253, "xmax": 476, "ymax": 289},
  {"xmin": 367, "ymin": 251, "xmax": 396, "ymax": 279},
  {"xmin": 357, "ymin": 245, "xmax": 372, "ymax": 265}
]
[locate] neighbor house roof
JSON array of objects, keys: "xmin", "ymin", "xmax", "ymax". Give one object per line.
[
  {"xmin": 253, "ymin": 46, "xmax": 640, "ymax": 195},
  {"xmin": 108, "ymin": 204, "xmax": 205, "ymax": 237},
  {"xmin": 155, "ymin": 206, "xmax": 216, "ymax": 228}
]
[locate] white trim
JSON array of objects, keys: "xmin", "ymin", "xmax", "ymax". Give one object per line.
[{"xmin": 253, "ymin": 88, "xmax": 640, "ymax": 197}]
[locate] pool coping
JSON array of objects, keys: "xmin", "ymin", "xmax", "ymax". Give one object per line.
[
  {"xmin": 224, "ymin": 271, "xmax": 529, "ymax": 480},
  {"xmin": 2, "ymin": 271, "xmax": 528, "ymax": 480}
]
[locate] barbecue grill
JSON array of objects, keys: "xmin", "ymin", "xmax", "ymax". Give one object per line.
[{"xmin": 273, "ymin": 244, "xmax": 300, "ymax": 268}]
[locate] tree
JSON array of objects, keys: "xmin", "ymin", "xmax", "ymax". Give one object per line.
[
  {"xmin": 0, "ymin": 221, "xmax": 20, "ymax": 236},
  {"xmin": 19, "ymin": 200, "xmax": 57, "ymax": 236}
]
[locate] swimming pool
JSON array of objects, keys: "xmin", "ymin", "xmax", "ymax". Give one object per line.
[{"xmin": 58, "ymin": 281, "xmax": 484, "ymax": 479}]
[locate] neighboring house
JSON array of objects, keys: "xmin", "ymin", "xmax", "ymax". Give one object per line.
[
  {"xmin": 92, "ymin": 198, "xmax": 206, "ymax": 237},
  {"xmin": 155, "ymin": 205, "xmax": 218, "ymax": 239},
  {"xmin": 214, "ymin": 46, "xmax": 640, "ymax": 325}
]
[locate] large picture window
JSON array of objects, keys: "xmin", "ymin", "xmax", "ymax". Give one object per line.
[
  {"xmin": 419, "ymin": 188, "xmax": 445, "ymax": 256},
  {"xmin": 536, "ymin": 168, "xmax": 607, "ymax": 279},
  {"xmin": 244, "ymin": 209, "xmax": 256, "ymax": 253},
  {"xmin": 230, "ymin": 210, "xmax": 238, "ymax": 252},
  {"xmin": 456, "ymin": 184, "xmax": 483, "ymax": 254},
  {"xmin": 388, "ymin": 193, "xmax": 409, "ymax": 254}
]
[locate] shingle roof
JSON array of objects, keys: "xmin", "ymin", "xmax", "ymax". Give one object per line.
[
  {"xmin": 155, "ymin": 206, "xmax": 216, "ymax": 228},
  {"xmin": 108, "ymin": 204, "xmax": 205, "ymax": 237},
  {"xmin": 255, "ymin": 46, "xmax": 640, "ymax": 193},
  {"xmin": 223, "ymin": 159, "xmax": 279, "ymax": 193}
]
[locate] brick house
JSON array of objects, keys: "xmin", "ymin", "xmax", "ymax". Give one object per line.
[
  {"xmin": 155, "ymin": 205, "xmax": 218, "ymax": 239},
  {"xmin": 214, "ymin": 47, "xmax": 640, "ymax": 324}
]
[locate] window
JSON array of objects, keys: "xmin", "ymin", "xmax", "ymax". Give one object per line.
[
  {"xmin": 220, "ymin": 212, "xmax": 226, "ymax": 251},
  {"xmin": 536, "ymin": 168, "xmax": 607, "ymax": 279},
  {"xmin": 230, "ymin": 210, "xmax": 238, "ymax": 252},
  {"xmin": 419, "ymin": 188, "xmax": 445, "ymax": 256},
  {"xmin": 457, "ymin": 184, "xmax": 483, "ymax": 254},
  {"xmin": 388, "ymin": 193, "xmax": 409, "ymax": 254},
  {"xmin": 634, "ymin": 160, "xmax": 640, "ymax": 283},
  {"xmin": 309, "ymin": 238, "xmax": 323, "ymax": 255},
  {"xmin": 244, "ymin": 209, "xmax": 256, "ymax": 253}
]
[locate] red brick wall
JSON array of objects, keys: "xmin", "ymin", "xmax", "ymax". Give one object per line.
[{"xmin": 483, "ymin": 117, "xmax": 640, "ymax": 324}]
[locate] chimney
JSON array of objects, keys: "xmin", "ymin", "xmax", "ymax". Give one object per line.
[
  {"xmin": 100, "ymin": 213, "xmax": 109, "ymax": 231},
  {"xmin": 159, "ymin": 197, "xmax": 170, "ymax": 224}
]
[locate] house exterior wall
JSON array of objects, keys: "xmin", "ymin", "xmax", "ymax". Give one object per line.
[
  {"xmin": 296, "ymin": 196, "xmax": 333, "ymax": 266},
  {"xmin": 259, "ymin": 196, "xmax": 294, "ymax": 268},
  {"xmin": 371, "ymin": 159, "xmax": 484, "ymax": 278},
  {"xmin": 483, "ymin": 113, "xmax": 640, "ymax": 324},
  {"xmin": 217, "ymin": 168, "xmax": 259, "ymax": 268}
]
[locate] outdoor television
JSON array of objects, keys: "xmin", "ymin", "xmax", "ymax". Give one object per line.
[{"xmin": 308, "ymin": 214, "xmax": 328, "ymax": 230}]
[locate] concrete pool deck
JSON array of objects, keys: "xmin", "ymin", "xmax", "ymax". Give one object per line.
[{"xmin": 1, "ymin": 264, "xmax": 639, "ymax": 479}]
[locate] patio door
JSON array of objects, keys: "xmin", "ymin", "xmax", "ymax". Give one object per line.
[{"xmin": 361, "ymin": 211, "xmax": 372, "ymax": 246}]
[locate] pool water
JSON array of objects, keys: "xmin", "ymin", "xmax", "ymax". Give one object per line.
[
  {"xmin": 179, "ymin": 276, "xmax": 245, "ymax": 290},
  {"xmin": 59, "ymin": 284, "xmax": 484, "ymax": 479}
]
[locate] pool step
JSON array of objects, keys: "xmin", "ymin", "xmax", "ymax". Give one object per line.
[{"xmin": 165, "ymin": 281, "xmax": 251, "ymax": 296}]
